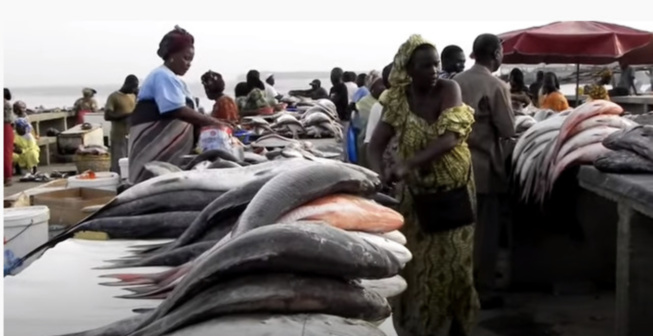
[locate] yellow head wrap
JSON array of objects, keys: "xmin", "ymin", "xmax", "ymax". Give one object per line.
[{"xmin": 388, "ymin": 34, "xmax": 438, "ymax": 89}]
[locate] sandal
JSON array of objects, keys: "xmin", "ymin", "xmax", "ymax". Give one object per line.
[
  {"xmin": 50, "ymin": 171, "xmax": 67, "ymax": 179},
  {"xmin": 19, "ymin": 173, "xmax": 36, "ymax": 182},
  {"xmin": 33, "ymin": 173, "xmax": 52, "ymax": 183}
]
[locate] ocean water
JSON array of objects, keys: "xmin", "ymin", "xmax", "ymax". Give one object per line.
[{"xmin": 9, "ymin": 78, "xmax": 332, "ymax": 111}]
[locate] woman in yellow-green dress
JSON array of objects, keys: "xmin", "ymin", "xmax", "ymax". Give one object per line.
[
  {"xmin": 368, "ymin": 34, "xmax": 480, "ymax": 336},
  {"xmin": 13, "ymin": 118, "xmax": 40, "ymax": 175}
]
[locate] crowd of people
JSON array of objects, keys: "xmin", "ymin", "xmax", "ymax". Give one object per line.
[
  {"xmin": 109, "ymin": 26, "xmax": 516, "ymax": 336},
  {"xmin": 2, "ymin": 24, "xmax": 650, "ymax": 335}
]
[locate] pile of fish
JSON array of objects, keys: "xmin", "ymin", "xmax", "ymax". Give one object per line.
[
  {"xmin": 278, "ymin": 95, "xmax": 315, "ymax": 110},
  {"xmin": 24, "ymin": 155, "xmax": 410, "ymax": 336},
  {"xmin": 240, "ymin": 99, "xmax": 343, "ymax": 141},
  {"xmin": 595, "ymin": 125, "xmax": 653, "ymax": 174},
  {"xmin": 298, "ymin": 99, "xmax": 343, "ymax": 140},
  {"xmin": 512, "ymin": 100, "xmax": 637, "ymax": 203},
  {"xmin": 623, "ymin": 111, "xmax": 653, "ymax": 126},
  {"xmin": 514, "ymin": 108, "xmax": 566, "ymax": 137}
]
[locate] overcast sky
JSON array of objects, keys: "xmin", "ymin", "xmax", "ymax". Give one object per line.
[{"xmin": 2, "ymin": 1, "xmax": 651, "ymax": 88}]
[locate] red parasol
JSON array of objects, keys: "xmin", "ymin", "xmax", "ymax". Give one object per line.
[
  {"xmin": 619, "ymin": 41, "xmax": 653, "ymax": 65},
  {"xmin": 499, "ymin": 21, "xmax": 653, "ymax": 65}
]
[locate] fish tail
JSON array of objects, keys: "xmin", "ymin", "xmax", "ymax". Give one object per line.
[
  {"xmin": 92, "ymin": 260, "xmax": 142, "ymax": 270},
  {"xmin": 105, "ymin": 256, "xmax": 141, "ymax": 263},
  {"xmin": 98, "ymin": 267, "xmax": 176, "ymax": 284},
  {"xmin": 127, "ymin": 242, "xmax": 171, "ymax": 254},
  {"xmin": 98, "ymin": 278, "xmax": 156, "ymax": 287},
  {"xmin": 132, "ymin": 308, "xmax": 156, "ymax": 314},
  {"xmin": 122, "ymin": 284, "xmax": 160, "ymax": 294},
  {"xmin": 115, "ymin": 286, "xmax": 172, "ymax": 300},
  {"xmin": 115, "ymin": 291, "xmax": 170, "ymax": 300}
]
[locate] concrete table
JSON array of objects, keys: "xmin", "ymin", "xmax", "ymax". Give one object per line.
[{"xmin": 577, "ymin": 166, "xmax": 653, "ymax": 336}]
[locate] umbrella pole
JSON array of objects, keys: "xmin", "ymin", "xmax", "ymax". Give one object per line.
[{"xmin": 575, "ymin": 63, "xmax": 581, "ymax": 107}]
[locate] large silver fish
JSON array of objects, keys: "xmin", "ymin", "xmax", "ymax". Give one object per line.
[
  {"xmin": 603, "ymin": 125, "xmax": 653, "ymax": 162},
  {"xmin": 146, "ymin": 175, "xmax": 279, "ymax": 256},
  {"xmin": 19, "ymin": 190, "xmax": 223, "ymax": 262},
  {"xmin": 133, "ymin": 223, "xmax": 401, "ymax": 332},
  {"xmin": 594, "ymin": 150, "xmax": 653, "ymax": 174},
  {"xmin": 113, "ymin": 159, "xmax": 312, "ymax": 206},
  {"xmin": 233, "ymin": 163, "xmax": 380, "ymax": 236},
  {"xmin": 126, "ymin": 273, "xmax": 391, "ymax": 336},
  {"xmin": 68, "ymin": 211, "xmax": 199, "ymax": 240}
]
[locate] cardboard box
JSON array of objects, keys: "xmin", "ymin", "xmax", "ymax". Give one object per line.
[{"xmin": 32, "ymin": 188, "xmax": 116, "ymax": 226}]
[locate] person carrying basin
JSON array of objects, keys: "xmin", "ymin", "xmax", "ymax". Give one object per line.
[{"xmin": 73, "ymin": 87, "xmax": 99, "ymax": 125}]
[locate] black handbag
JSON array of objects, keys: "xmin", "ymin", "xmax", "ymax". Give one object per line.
[
  {"xmin": 397, "ymin": 112, "xmax": 475, "ymax": 234},
  {"xmin": 408, "ymin": 167, "xmax": 475, "ymax": 233}
]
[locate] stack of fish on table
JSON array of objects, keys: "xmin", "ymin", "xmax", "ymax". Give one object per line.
[
  {"xmin": 594, "ymin": 124, "xmax": 653, "ymax": 174},
  {"xmin": 23, "ymin": 152, "xmax": 410, "ymax": 336},
  {"xmin": 511, "ymin": 99, "xmax": 638, "ymax": 203},
  {"xmin": 514, "ymin": 105, "xmax": 563, "ymax": 137},
  {"xmin": 622, "ymin": 110, "xmax": 653, "ymax": 126},
  {"xmin": 240, "ymin": 98, "xmax": 343, "ymax": 143}
]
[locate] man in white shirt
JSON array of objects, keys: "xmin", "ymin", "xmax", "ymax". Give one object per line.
[
  {"xmin": 364, "ymin": 65, "xmax": 392, "ymax": 145},
  {"xmin": 343, "ymin": 71, "xmax": 358, "ymax": 102},
  {"xmin": 264, "ymin": 74, "xmax": 282, "ymax": 103},
  {"xmin": 364, "ymin": 100, "xmax": 384, "ymax": 145}
]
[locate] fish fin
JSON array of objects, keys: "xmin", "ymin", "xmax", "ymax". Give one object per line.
[
  {"xmin": 145, "ymin": 161, "xmax": 183, "ymax": 176},
  {"xmin": 115, "ymin": 285, "xmax": 173, "ymax": 299},
  {"xmin": 92, "ymin": 260, "xmax": 141, "ymax": 270},
  {"xmin": 98, "ymin": 270, "xmax": 169, "ymax": 285},
  {"xmin": 150, "ymin": 176, "xmax": 184, "ymax": 188},
  {"xmin": 99, "ymin": 272, "xmax": 147, "ymax": 281},
  {"xmin": 104, "ymin": 256, "xmax": 142, "ymax": 263},
  {"xmin": 122, "ymin": 285, "xmax": 160, "ymax": 294},
  {"xmin": 114, "ymin": 292, "xmax": 169, "ymax": 300},
  {"xmin": 132, "ymin": 308, "xmax": 156, "ymax": 314},
  {"xmin": 127, "ymin": 242, "xmax": 170, "ymax": 255},
  {"xmin": 98, "ymin": 279, "xmax": 155, "ymax": 287}
]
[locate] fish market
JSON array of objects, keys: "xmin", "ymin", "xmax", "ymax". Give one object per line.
[{"xmin": 5, "ymin": 20, "xmax": 653, "ymax": 336}]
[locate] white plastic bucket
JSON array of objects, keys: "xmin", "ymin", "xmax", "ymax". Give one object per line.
[
  {"xmin": 67, "ymin": 172, "xmax": 120, "ymax": 192},
  {"xmin": 4, "ymin": 206, "xmax": 50, "ymax": 273},
  {"xmin": 118, "ymin": 158, "xmax": 129, "ymax": 180}
]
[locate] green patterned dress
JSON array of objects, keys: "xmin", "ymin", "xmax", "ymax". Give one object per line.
[{"xmin": 381, "ymin": 88, "xmax": 480, "ymax": 335}]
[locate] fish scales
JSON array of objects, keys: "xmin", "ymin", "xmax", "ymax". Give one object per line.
[{"xmin": 165, "ymin": 314, "xmax": 386, "ymax": 336}]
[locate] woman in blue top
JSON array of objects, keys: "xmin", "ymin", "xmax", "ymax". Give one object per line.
[{"xmin": 128, "ymin": 26, "xmax": 227, "ymax": 184}]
